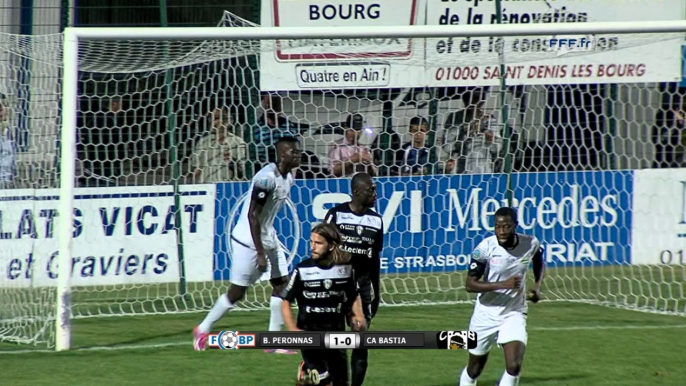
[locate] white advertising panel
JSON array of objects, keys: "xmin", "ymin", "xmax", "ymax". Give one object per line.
[
  {"xmin": 260, "ymin": 0, "xmax": 685, "ymax": 90},
  {"xmin": 631, "ymin": 169, "xmax": 686, "ymax": 266},
  {"xmin": 0, "ymin": 185, "xmax": 216, "ymax": 288}
]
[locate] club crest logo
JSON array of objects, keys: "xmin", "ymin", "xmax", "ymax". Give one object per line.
[
  {"xmin": 324, "ymin": 279, "xmax": 332, "ymax": 289},
  {"xmin": 356, "ymin": 226, "xmax": 363, "ymax": 235}
]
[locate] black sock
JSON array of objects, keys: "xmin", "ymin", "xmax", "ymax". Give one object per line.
[{"xmin": 350, "ymin": 348, "xmax": 369, "ymax": 386}]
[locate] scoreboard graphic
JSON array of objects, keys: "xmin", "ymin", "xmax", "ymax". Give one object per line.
[
  {"xmin": 208, "ymin": 331, "xmax": 257, "ymax": 349},
  {"xmin": 207, "ymin": 331, "xmax": 476, "ymax": 350}
]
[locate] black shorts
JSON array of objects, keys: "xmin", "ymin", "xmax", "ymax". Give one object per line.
[
  {"xmin": 348, "ymin": 275, "xmax": 380, "ymax": 328},
  {"xmin": 301, "ymin": 349, "xmax": 348, "ymax": 385}
]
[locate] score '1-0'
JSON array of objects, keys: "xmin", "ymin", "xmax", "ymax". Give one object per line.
[{"xmin": 325, "ymin": 332, "xmax": 360, "ymax": 349}]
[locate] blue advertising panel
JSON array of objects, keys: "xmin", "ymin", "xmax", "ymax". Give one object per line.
[{"xmin": 214, "ymin": 171, "xmax": 633, "ymax": 280}]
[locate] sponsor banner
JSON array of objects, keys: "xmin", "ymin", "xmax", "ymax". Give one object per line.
[
  {"xmin": 0, "ymin": 185, "xmax": 216, "ymax": 288},
  {"xmin": 214, "ymin": 171, "xmax": 632, "ymax": 277},
  {"xmin": 259, "ymin": 0, "xmax": 684, "ymax": 90},
  {"xmin": 423, "ymin": 0, "xmax": 684, "ymax": 87},
  {"xmin": 259, "ymin": 0, "xmax": 425, "ymax": 90},
  {"xmin": 631, "ymin": 169, "xmax": 686, "ymax": 266},
  {"xmin": 270, "ymin": 0, "xmax": 419, "ymax": 60}
]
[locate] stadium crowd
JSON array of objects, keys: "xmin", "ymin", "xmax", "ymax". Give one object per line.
[{"xmin": 0, "ymin": 85, "xmax": 685, "ymax": 188}]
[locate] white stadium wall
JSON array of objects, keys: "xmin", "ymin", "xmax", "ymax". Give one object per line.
[{"xmin": 631, "ymin": 168, "xmax": 686, "ymax": 266}]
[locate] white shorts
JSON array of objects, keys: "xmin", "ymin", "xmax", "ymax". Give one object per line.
[
  {"xmin": 468, "ymin": 311, "xmax": 528, "ymax": 356},
  {"xmin": 229, "ymin": 239, "xmax": 289, "ymax": 287}
]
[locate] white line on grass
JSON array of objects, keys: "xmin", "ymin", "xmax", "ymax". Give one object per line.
[
  {"xmin": 2, "ymin": 323, "xmax": 686, "ymax": 355},
  {"xmin": 0, "ymin": 341, "xmax": 188, "ymax": 355}
]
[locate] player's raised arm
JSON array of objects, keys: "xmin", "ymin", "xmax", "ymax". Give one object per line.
[
  {"xmin": 281, "ymin": 268, "xmax": 302, "ymax": 331},
  {"xmin": 248, "ymin": 178, "xmax": 275, "ymax": 272},
  {"xmin": 465, "ymin": 247, "xmax": 521, "ymax": 293}
]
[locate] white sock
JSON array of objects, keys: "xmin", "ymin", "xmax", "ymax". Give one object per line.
[
  {"xmin": 269, "ymin": 296, "xmax": 284, "ymax": 331},
  {"xmin": 499, "ymin": 371, "xmax": 520, "ymax": 386},
  {"xmin": 198, "ymin": 294, "xmax": 234, "ymax": 333},
  {"xmin": 459, "ymin": 367, "xmax": 477, "ymax": 386}
]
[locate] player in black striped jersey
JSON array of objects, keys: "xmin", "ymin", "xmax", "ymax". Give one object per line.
[
  {"xmin": 323, "ymin": 172, "xmax": 383, "ymax": 386},
  {"xmin": 282, "ymin": 223, "xmax": 366, "ymax": 386}
]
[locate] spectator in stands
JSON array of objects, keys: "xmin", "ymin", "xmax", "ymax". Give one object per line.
[
  {"xmin": 440, "ymin": 87, "xmax": 489, "ymax": 173},
  {"xmin": 192, "ymin": 106, "xmax": 247, "ymax": 182},
  {"xmin": 461, "ymin": 114, "xmax": 502, "ymax": 174},
  {"xmin": 371, "ymin": 120, "xmax": 403, "ymax": 176},
  {"xmin": 78, "ymin": 96, "xmax": 127, "ymax": 187},
  {"xmin": 443, "ymin": 87, "xmax": 488, "ymax": 137},
  {"xmin": 652, "ymin": 102, "xmax": 686, "ymax": 168},
  {"xmin": 328, "ymin": 113, "xmax": 377, "ymax": 177},
  {"xmin": 250, "ymin": 93, "xmax": 300, "ymax": 171},
  {"xmin": 0, "ymin": 94, "xmax": 16, "ymax": 188},
  {"xmin": 399, "ymin": 116, "xmax": 432, "ymax": 176}
]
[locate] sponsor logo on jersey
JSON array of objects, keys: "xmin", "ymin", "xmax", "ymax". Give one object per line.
[
  {"xmin": 303, "ymin": 290, "xmax": 345, "ymax": 299},
  {"xmin": 305, "ymin": 305, "xmax": 342, "ymax": 313},
  {"xmin": 341, "ymin": 245, "xmax": 373, "ymax": 256},
  {"xmin": 301, "ymin": 270, "xmax": 321, "ymax": 277}
]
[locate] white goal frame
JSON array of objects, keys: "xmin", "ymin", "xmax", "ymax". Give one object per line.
[{"xmin": 57, "ymin": 20, "xmax": 686, "ymax": 351}]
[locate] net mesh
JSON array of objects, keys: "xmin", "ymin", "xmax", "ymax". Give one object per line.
[{"xmin": 1, "ymin": 13, "xmax": 686, "ymax": 347}]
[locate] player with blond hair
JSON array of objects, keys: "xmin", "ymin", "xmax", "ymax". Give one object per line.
[{"xmin": 282, "ymin": 223, "xmax": 366, "ymax": 386}]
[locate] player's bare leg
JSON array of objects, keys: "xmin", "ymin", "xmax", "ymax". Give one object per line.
[
  {"xmin": 193, "ymin": 284, "xmax": 247, "ymax": 350},
  {"xmin": 499, "ymin": 341, "xmax": 525, "ymax": 386},
  {"xmin": 460, "ymin": 353, "xmax": 489, "ymax": 386},
  {"xmin": 266, "ymin": 276, "xmax": 296, "ymax": 354}
]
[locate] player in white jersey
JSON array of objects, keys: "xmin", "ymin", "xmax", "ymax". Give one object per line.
[
  {"xmin": 193, "ymin": 136, "xmax": 301, "ymax": 353},
  {"xmin": 459, "ymin": 207, "xmax": 545, "ymax": 386}
]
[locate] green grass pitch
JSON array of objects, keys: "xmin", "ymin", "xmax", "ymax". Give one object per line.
[{"xmin": 1, "ymin": 301, "xmax": 685, "ymax": 386}]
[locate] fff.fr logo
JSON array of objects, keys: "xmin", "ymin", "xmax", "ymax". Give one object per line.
[
  {"xmin": 548, "ymin": 35, "xmax": 597, "ymax": 57},
  {"xmin": 208, "ymin": 331, "xmax": 256, "ymax": 349}
]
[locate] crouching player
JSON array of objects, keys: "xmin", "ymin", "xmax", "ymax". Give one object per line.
[
  {"xmin": 459, "ymin": 207, "xmax": 545, "ymax": 386},
  {"xmin": 282, "ymin": 223, "xmax": 367, "ymax": 386}
]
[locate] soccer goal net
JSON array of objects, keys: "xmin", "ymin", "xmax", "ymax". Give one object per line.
[{"xmin": 2, "ymin": 17, "xmax": 686, "ymax": 349}]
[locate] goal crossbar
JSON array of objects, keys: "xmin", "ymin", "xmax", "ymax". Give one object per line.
[{"xmin": 64, "ymin": 20, "xmax": 686, "ymax": 41}]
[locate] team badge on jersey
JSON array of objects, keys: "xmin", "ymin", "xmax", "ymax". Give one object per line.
[
  {"xmin": 356, "ymin": 226, "xmax": 363, "ymax": 235},
  {"xmin": 324, "ymin": 279, "xmax": 332, "ymax": 289}
]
